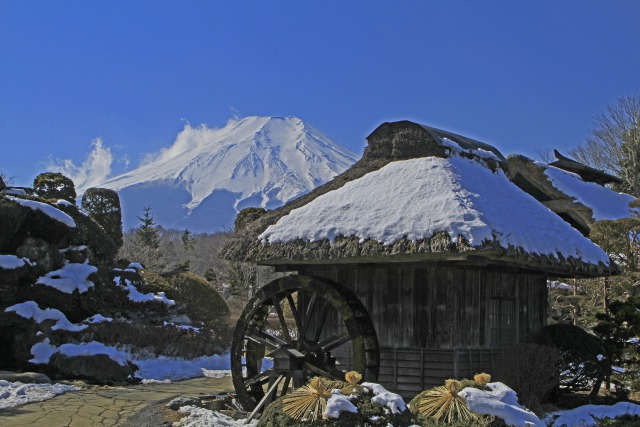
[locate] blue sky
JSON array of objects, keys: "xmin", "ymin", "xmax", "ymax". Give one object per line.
[{"xmin": 1, "ymin": 1, "xmax": 639, "ymax": 187}]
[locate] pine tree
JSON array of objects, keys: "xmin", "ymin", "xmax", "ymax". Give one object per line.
[
  {"xmin": 135, "ymin": 206, "xmax": 161, "ymax": 250},
  {"xmin": 130, "ymin": 206, "xmax": 164, "ymax": 270}
]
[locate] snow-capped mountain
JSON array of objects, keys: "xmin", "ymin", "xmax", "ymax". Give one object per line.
[{"xmin": 98, "ymin": 116, "xmax": 359, "ymax": 232}]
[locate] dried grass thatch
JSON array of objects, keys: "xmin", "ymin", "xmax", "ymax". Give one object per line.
[
  {"xmin": 410, "ymin": 379, "xmax": 478, "ymax": 424},
  {"xmin": 281, "ymin": 377, "xmax": 332, "ymax": 421}
]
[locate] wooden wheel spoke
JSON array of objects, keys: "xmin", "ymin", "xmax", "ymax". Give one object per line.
[
  {"xmin": 304, "ymin": 362, "xmax": 342, "ymax": 380},
  {"xmin": 299, "ymin": 293, "xmax": 317, "ymax": 340},
  {"xmin": 272, "ymin": 297, "xmax": 292, "ymax": 342},
  {"xmin": 246, "ymin": 326, "xmax": 287, "ymax": 348},
  {"xmin": 311, "ymin": 331, "xmax": 351, "ymax": 353},
  {"xmin": 313, "ymin": 301, "xmax": 332, "ymax": 343},
  {"xmin": 286, "ymin": 293, "xmax": 303, "ymax": 336},
  {"xmin": 280, "ymin": 376, "xmax": 292, "ymax": 397},
  {"xmin": 243, "ymin": 370, "xmax": 271, "ymax": 388}
]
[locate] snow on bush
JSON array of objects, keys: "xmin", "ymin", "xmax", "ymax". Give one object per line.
[
  {"xmin": 36, "ymin": 262, "xmax": 97, "ymax": 294},
  {"xmin": 114, "ymin": 276, "xmax": 175, "ymax": 305},
  {"xmin": 5, "ymin": 301, "xmax": 88, "ymax": 332},
  {"xmin": 6, "ymin": 195, "xmax": 76, "ymax": 228},
  {"xmin": 323, "ymin": 389, "xmax": 358, "ymax": 419},
  {"xmin": 459, "ymin": 382, "xmax": 545, "ymax": 427},
  {"xmin": 0, "ymin": 254, "xmax": 32, "ymax": 270}
]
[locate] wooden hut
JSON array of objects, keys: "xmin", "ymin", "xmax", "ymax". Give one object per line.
[{"xmin": 222, "ymin": 121, "xmax": 616, "ymax": 406}]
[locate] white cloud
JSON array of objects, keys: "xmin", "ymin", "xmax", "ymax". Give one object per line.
[
  {"xmin": 140, "ymin": 119, "xmax": 239, "ymax": 167},
  {"xmin": 45, "ymin": 138, "xmax": 113, "ymax": 191}
]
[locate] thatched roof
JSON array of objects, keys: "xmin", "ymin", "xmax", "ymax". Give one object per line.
[
  {"xmin": 550, "ymin": 150, "xmax": 622, "ymax": 185},
  {"xmin": 221, "ymin": 121, "xmax": 614, "ymax": 277},
  {"xmin": 508, "ymin": 154, "xmax": 635, "ymax": 236}
]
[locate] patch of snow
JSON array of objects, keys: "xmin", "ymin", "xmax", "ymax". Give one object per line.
[
  {"xmin": 141, "ymin": 379, "xmax": 171, "ymax": 384},
  {"xmin": 36, "ymin": 262, "xmax": 97, "ymax": 294},
  {"xmin": 261, "ymin": 156, "xmax": 610, "ymax": 265},
  {"xmin": 545, "ymin": 401, "xmax": 640, "ymax": 426},
  {"xmin": 85, "ymin": 314, "xmax": 113, "ymax": 323},
  {"xmin": 128, "ymin": 262, "xmax": 144, "ymax": 270},
  {"xmin": 5, "ymin": 301, "xmax": 88, "ymax": 332},
  {"xmin": 442, "ymin": 137, "xmax": 501, "ymax": 161},
  {"xmin": 29, "ymin": 338, "xmax": 59, "ymax": 364},
  {"xmin": 544, "ymin": 166, "xmax": 636, "ymax": 221},
  {"xmin": 30, "ymin": 339, "xmax": 131, "ymax": 366},
  {"xmin": 59, "ymin": 245, "xmax": 88, "ymax": 253},
  {"xmin": 134, "ymin": 354, "xmax": 230, "ymax": 381},
  {"xmin": 164, "ymin": 321, "xmax": 200, "ymax": 333},
  {"xmin": 174, "ymin": 405, "xmax": 258, "ymax": 427},
  {"xmin": 6, "ymin": 195, "xmax": 76, "ymax": 228},
  {"xmin": 324, "ymin": 389, "xmax": 358, "ymax": 419},
  {"xmin": 0, "ymin": 255, "xmax": 32, "ymax": 270},
  {"xmin": 548, "ymin": 280, "xmax": 573, "ymax": 291},
  {"xmin": 0, "ymin": 380, "xmax": 80, "ymax": 410},
  {"xmin": 30, "ymin": 339, "xmax": 232, "ymax": 382},
  {"xmin": 115, "ymin": 277, "xmax": 175, "ymax": 305},
  {"xmin": 55, "ymin": 199, "xmax": 74, "ymax": 207},
  {"xmin": 202, "ymin": 370, "xmax": 231, "ymax": 379},
  {"xmin": 459, "ymin": 382, "xmax": 544, "ymax": 427},
  {"xmin": 361, "ymin": 382, "xmax": 407, "ymax": 415}
]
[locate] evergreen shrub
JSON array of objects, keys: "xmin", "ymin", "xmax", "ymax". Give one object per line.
[
  {"xmin": 530, "ymin": 324, "xmax": 609, "ymax": 398},
  {"xmin": 33, "ymin": 172, "xmax": 76, "ymax": 202}
]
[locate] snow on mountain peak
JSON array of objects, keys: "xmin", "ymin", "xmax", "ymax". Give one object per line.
[{"xmin": 97, "ymin": 116, "xmax": 359, "ymax": 231}]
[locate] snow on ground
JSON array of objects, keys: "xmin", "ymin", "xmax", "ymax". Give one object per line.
[
  {"xmin": 544, "ymin": 401, "xmax": 640, "ymax": 426},
  {"xmin": 0, "ymin": 254, "xmax": 32, "ymax": 269},
  {"xmin": 134, "ymin": 355, "xmax": 230, "ymax": 381},
  {"xmin": 261, "ymin": 155, "xmax": 610, "ymax": 265},
  {"xmin": 0, "ymin": 380, "xmax": 80, "ymax": 410},
  {"xmin": 36, "ymin": 262, "xmax": 98, "ymax": 294},
  {"xmin": 174, "ymin": 405, "xmax": 258, "ymax": 427},
  {"xmin": 5, "ymin": 195, "xmax": 76, "ymax": 228},
  {"xmin": 115, "ymin": 276, "xmax": 175, "ymax": 305},
  {"xmin": 544, "ymin": 165, "xmax": 636, "ymax": 221}
]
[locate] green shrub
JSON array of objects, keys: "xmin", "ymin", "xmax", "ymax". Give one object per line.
[
  {"xmin": 167, "ymin": 272, "xmax": 230, "ymax": 328},
  {"xmin": 0, "ymin": 196, "xmax": 28, "ymax": 251},
  {"xmin": 33, "ymin": 172, "xmax": 76, "ymax": 202},
  {"xmin": 81, "ymin": 188, "xmax": 123, "ymax": 248},
  {"xmin": 530, "ymin": 324, "xmax": 609, "ymax": 398},
  {"xmin": 57, "ymin": 203, "xmax": 119, "ymax": 263}
]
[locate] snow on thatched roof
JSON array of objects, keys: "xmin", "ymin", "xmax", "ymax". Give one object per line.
[
  {"xmin": 507, "ymin": 154, "xmax": 636, "ymax": 236},
  {"xmin": 259, "ymin": 154, "xmax": 610, "ymax": 268},
  {"xmin": 543, "ymin": 165, "xmax": 635, "ymax": 221},
  {"xmin": 221, "ymin": 121, "xmax": 616, "ymax": 276}
]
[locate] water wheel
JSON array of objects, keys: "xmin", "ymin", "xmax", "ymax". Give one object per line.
[{"xmin": 230, "ymin": 275, "xmax": 379, "ymax": 411}]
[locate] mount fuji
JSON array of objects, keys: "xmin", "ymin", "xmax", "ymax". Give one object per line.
[{"xmin": 97, "ymin": 116, "xmax": 359, "ymax": 232}]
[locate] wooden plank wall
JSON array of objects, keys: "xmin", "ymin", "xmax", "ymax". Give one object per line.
[
  {"xmin": 333, "ymin": 346, "xmax": 503, "ymax": 399},
  {"xmin": 300, "ymin": 264, "xmax": 547, "ymax": 350}
]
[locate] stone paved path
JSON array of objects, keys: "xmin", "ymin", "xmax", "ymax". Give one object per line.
[{"xmin": 0, "ymin": 376, "xmax": 233, "ymax": 427}]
